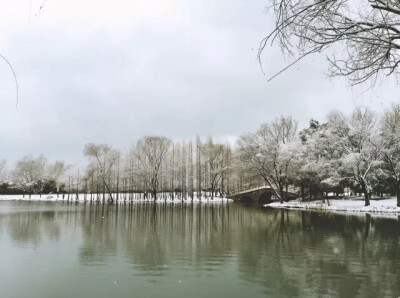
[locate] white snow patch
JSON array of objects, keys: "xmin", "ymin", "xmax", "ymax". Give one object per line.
[{"xmin": 265, "ymin": 197, "xmax": 400, "ymax": 216}]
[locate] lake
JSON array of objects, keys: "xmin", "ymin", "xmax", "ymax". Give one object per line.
[{"xmin": 0, "ymin": 200, "xmax": 399, "ymax": 297}]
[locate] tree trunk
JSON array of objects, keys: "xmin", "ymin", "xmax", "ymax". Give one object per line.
[
  {"xmin": 300, "ymin": 183, "xmax": 304, "ymax": 202},
  {"xmin": 397, "ymin": 180, "xmax": 400, "ymax": 208},
  {"xmin": 285, "ymin": 183, "xmax": 288, "ymax": 201},
  {"xmin": 364, "ymin": 192, "xmax": 370, "ymax": 206},
  {"xmin": 360, "ymin": 179, "xmax": 370, "ymax": 206}
]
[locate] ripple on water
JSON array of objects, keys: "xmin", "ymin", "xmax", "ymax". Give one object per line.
[{"xmin": 0, "ymin": 202, "xmax": 399, "ymax": 298}]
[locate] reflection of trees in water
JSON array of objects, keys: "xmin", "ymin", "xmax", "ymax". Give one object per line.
[
  {"xmin": 1, "ymin": 201, "xmax": 399, "ymax": 296},
  {"xmin": 0, "ymin": 203, "xmax": 61, "ymax": 245},
  {"xmin": 250, "ymin": 211, "xmax": 400, "ymax": 298},
  {"xmin": 77, "ymin": 203, "xmax": 400, "ymax": 297},
  {"xmin": 76, "ymin": 203, "xmax": 400, "ymax": 297},
  {"xmin": 78, "ymin": 203, "xmax": 235, "ymax": 272}
]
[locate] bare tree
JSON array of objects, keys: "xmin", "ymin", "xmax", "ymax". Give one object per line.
[
  {"xmin": 188, "ymin": 141, "xmax": 194, "ymax": 200},
  {"xmin": 261, "ymin": 0, "xmax": 400, "ymax": 85},
  {"xmin": 202, "ymin": 138, "xmax": 227, "ymax": 200},
  {"xmin": 181, "ymin": 142, "xmax": 187, "ymax": 201},
  {"xmin": 221, "ymin": 144, "xmax": 234, "ymax": 196},
  {"xmin": 84, "ymin": 144, "xmax": 120, "ymax": 203},
  {"xmin": 196, "ymin": 136, "xmax": 202, "ymax": 200},
  {"xmin": 134, "ymin": 136, "xmax": 171, "ymax": 201}
]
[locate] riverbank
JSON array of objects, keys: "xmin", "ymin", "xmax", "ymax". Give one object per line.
[
  {"xmin": 0, "ymin": 194, "xmax": 231, "ymax": 203},
  {"xmin": 265, "ymin": 197, "xmax": 400, "ymax": 216}
]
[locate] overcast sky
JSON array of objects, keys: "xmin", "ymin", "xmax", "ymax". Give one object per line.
[{"xmin": 0, "ymin": 0, "xmax": 398, "ymax": 166}]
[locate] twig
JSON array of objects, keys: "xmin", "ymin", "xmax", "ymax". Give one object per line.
[{"xmin": 0, "ymin": 54, "xmax": 19, "ymax": 107}]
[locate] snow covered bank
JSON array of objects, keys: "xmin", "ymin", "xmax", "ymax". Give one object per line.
[
  {"xmin": 265, "ymin": 198, "xmax": 400, "ymax": 215},
  {"xmin": 0, "ymin": 194, "xmax": 232, "ymax": 204}
]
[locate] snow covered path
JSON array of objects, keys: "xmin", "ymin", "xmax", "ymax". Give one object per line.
[{"xmin": 265, "ymin": 198, "xmax": 400, "ymax": 215}]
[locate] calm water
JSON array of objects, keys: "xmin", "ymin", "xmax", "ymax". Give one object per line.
[{"xmin": 0, "ymin": 201, "xmax": 399, "ymax": 298}]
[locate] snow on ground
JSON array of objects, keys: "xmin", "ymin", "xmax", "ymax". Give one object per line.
[
  {"xmin": 265, "ymin": 197, "xmax": 400, "ymax": 216},
  {"xmin": 0, "ymin": 194, "xmax": 232, "ymax": 204}
]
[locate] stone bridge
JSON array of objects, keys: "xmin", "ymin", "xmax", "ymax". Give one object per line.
[{"xmin": 227, "ymin": 186, "xmax": 297, "ymax": 206}]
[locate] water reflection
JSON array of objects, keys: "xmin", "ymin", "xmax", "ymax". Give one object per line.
[
  {"xmin": 0, "ymin": 203, "xmax": 61, "ymax": 245},
  {"xmin": 0, "ymin": 201, "xmax": 399, "ymax": 297},
  {"xmin": 78, "ymin": 203, "xmax": 235, "ymax": 273}
]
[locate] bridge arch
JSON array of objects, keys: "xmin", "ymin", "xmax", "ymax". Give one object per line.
[
  {"xmin": 228, "ymin": 185, "xmax": 296, "ymax": 206},
  {"xmin": 257, "ymin": 192, "xmax": 272, "ymax": 205},
  {"xmin": 240, "ymin": 196, "xmax": 253, "ymax": 206}
]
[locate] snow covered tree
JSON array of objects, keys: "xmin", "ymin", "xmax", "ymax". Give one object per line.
[
  {"xmin": 299, "ymin": 120, "xmax": 341, "ymax": 203},
  {"xmin": 0, "ymin": 159, "xmax": 7, "ymax": 183},
  {"xmin": 13, "ymin": 155, "xmax": 47, "ymax": 197},
  {"xmin": 380, "ymin": 104, "xmax": 400, "ymax": 206},
  {"xmin": 320, "ymin": 108, "xmax": 384, "ymax": 206},
  {"xmin": 238, "ymin": 116, "xmax": 300, "ymax": 203},
  {"xmin": 48, "ymin": 161, "xmax": 69, "ymax": 198}
]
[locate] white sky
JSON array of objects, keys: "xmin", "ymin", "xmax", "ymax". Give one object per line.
[{"xmin": 0, "ymin": 0, "xmax": 398, "ymax": 165}]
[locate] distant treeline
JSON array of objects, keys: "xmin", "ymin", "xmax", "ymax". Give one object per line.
[{"xmin": 1, "ymin": 104, "xmax": 399, "ymax": 207}]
